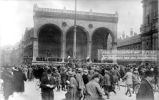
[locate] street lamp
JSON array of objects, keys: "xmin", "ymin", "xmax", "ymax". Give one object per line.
[{"xmin": 73, "ymin": 0, "xmax": 77, "ymax": 59}]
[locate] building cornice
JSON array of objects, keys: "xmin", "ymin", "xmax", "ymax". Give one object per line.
[{"xmin": 33, "ymin": 5, "xmax": 118, "ymax": 23}]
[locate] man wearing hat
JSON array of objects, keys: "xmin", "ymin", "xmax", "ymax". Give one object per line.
[
  {"xmin": 85, "ymin": 74, "xmax": 105, "ymax": 100},
  {"xmin": 65, "ymin": 71, "xmax": 79, "ymax": 100},
  {"xmin": 136, "ymin": 70, "xmax": 154, "ymax": 100},
  {"xmin": 82, "ymin": 70, "xmax": 89, "ymax": 85},
  {"xmin": 40, "ymin": 69, "xmax": 56, "ymax": 100}
]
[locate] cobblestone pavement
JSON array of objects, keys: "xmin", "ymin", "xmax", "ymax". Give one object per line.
[{"xmin": 0, "ymin": 79, "xmax": 158, "ymax": 100}]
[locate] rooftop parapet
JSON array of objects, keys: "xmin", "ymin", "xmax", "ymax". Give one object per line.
[{"xmin": 33, "ymin": 4, "xmax": 118, "ymax": 23}]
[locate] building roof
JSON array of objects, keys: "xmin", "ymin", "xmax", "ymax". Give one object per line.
[{"xmin": 117, "ymin": 35, "xmax": 141, "ymax": 47}]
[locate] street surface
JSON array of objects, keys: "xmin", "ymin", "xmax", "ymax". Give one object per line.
[{"xmin": 0, "ymin": 79, "xmax": 158, "ymax": 100}]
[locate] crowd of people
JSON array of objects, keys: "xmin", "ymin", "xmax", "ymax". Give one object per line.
[{"xmin": 0, "ymin": 62, "xmax": 158, "ymax": 100}]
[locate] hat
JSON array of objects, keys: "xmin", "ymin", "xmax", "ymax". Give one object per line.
[
  {"xmin": 91, "ymin": 74, "xmax": 100, "ymax": 80},
  {"xmin": 134, "ymin": 71, "xmax": 138, "ymax": 74},
  {"xmin": 68, "ymin": 71, "xmax": 75, "ymax": 76},
  {"xmin": 145, "ymin": 70, "xmax": 154, "ymax": 77},
  {"xmin": 77, "ymin": 68, "xmax": 83, "ymax": 73},
  {"xmin": 83, "ymin": 70, "xmax": 88, "ymax": 74},
  {"xmin": 47, "ymin": 69, "xmax": 52, "ymax": 74},
  {"xmin": 104, "ymin": 69, "xmax": 109, "ymax": 73}
]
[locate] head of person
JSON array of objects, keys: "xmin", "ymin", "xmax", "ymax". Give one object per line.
[
  {"xmin": 92, "ymin": 74, "xmax": 100, "ymax": 83},
  {"xmin": 133, "ymin": 70, "xmax": 138, "ymax": 75},
  {"xmin": 145, "ymin": 70, "xmax": 154, "ymax": 82},
  {"xmin": 83, "ymin": 70, "xmax": 88, "ymax": 75},
  {"xmin": 77, "ymin": 68, "xmax": 83, "ymax": 74},
  {"xmin": 47, "ymin": 69, "xmax": 52, "ymax": 77}
]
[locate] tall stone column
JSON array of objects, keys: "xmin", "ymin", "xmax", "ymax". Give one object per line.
[
  {"xmin": 112, "ymin": 41, "xmax": 117, "ymax": 63},
  {"xmin": 87, "ymin": 40, "xmax": 92, "ymax": 62},
  {"xmin": 61, "ymin": 32, "xmax": 66, "ymax": 62},
  {"xmin": 32, "ymin": 38, "xmax": 38, "ymax": 62}
]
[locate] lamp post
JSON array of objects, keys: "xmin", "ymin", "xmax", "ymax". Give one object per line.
[{"xmin": 73, "ymin": 0, "xmax": 77, "ymax": 59}]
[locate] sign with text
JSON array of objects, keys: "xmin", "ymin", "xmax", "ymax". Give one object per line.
[{"xmin": 98, "ymin": 50, "xmax": 157, "ymax": 61}]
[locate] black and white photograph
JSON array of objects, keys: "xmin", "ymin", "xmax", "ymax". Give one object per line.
[{"xmin": 0, "ymin": 0, "xmax": 159, "ymax": 100}]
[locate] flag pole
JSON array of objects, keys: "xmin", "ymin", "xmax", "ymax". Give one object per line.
[{"xmin": 73, "ymin": 0, "xmax": 77, "ymax": 59}]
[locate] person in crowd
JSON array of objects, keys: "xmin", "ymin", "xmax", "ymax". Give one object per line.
[
  {"xmin": 85, "ymin": 74, "xmax": 105, "ymax": 100},
  {"xmin": 65, "ymin": 71, "xmax": 79, "ymax": 100},
  {"xmin": 132, "ymin": 70, "xmax": 141, "ymax": 94},
  {"xmin": 136, "ymin": 70, "xmax": 154, "ymax": 100},
  {"xmin": 61, "ymin": 68, "xmax": 67, "ymax": 91},
  {"xmin": 111, "ymin": 66, "xmax": 120, "ymax": 90},
  {"xmin": 102, "ymin": 69, "xmax": 111, "ymax": 99},
  {"xmin": 40, "ymin": 69, "xmax": 56, "ymax": 100},
  {"xmin": 28, "ymin": 66, "xmax": 33, "ymax": 81},
  {"xmin": 23, "ymin": 65, "xmax": 28, "ymax": 80},
  {"xmin": 75, "ymin": 68, "xmax": 85, "ymax": 99},
  {"xmin": 122, "ymin": 68, "xmax": 133, "ymax": 97},
  {"xmin": 1, "ymin": 67, "xmax": 14, "ymax": 100},
  {"xmin": 13, "ymin": 66, "xmax": 27, "ymax": 94},
  {"xmin": 82, "ymin": 69, "xmax": 89, "ymax": 85},
  {"xmin": 54, "ymin": 68, "xmax": 61, "ymax": 91}
]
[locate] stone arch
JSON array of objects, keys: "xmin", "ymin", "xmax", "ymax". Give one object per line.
[
  {"xmin": 91, "ymin": 27, "xmax": 115, "ymax": 62},
  {"xmin": 66, "ymin": 25, "xmax": 89, "ymax": 59},
  {"xmin": 38, "ymin": 23, "xmax": 62, "ymax": 58}
]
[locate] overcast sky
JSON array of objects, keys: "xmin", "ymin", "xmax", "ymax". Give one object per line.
[{"xmin": 0, "ymin": 0, "xmax": 143, "ymax": 47}]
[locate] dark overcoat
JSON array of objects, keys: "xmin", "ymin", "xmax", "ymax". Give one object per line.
[
  {"xmin": 1, "ymin": 70, "xmax": 14, "ymax": 99},
  {"xmin": 13, "ymin": 70, "xmax": 27, "ymax": 93},
  {"xmin": 136, "ymin": 78, "xmax": 154, "ymax": 100},
  {"xmin": 40, "ymin": 75, "xmax": 56, "ymax": 100}
]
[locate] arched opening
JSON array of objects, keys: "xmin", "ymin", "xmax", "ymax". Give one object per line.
[
  {"xmin": 91, "ymin": 27, "xmax": 114, "ymax": 62},
  {"xmin": 38, "ymin": 24, "xmax": 62, "ymax": 60},
  {"xmin": 66, "ymin": 26, "xmax": 88, "ymax": 60}
]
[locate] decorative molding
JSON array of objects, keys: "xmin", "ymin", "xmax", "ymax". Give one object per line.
[
  {"xmin": 62, "ymin": 22, "xmax": 67, "ymax": 27},
  {"xmin": 34, "ymin": 7, "xmax": 118, "ymax": 23},
  {"xmin": 88, "ymin": 24, "xmax": 93, "ymax": 29}
]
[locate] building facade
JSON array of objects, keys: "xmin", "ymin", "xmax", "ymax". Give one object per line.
[
  {"xmin": 140, "ymin": 0, "xmax": 158, "ymax": 50},
  {"xmin": 21, "ymin": 4, "xmax": 118, "ymax": 64},
  {"xmin": 117, "ymin": 0, "xmax": 158, "ymax": 65},
  {"xmin": 117, "ymin": 35, "xmax": 142, "ymax": 50}
]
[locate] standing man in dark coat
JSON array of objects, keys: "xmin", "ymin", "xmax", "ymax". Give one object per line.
[
  {"xmin": 136, "ymin": 70, "xmax": 154, "ymax": 100},
  {"xmin": 1, "ymin": 67, "xmax": 14, "ymax": 100},
  {"xmin": 40, "ymin": 69, "xmax": 56, "ymax": 100},
  {"xmin": 13, "ymin": 67, "xmax": 27, "ymax": 93}
]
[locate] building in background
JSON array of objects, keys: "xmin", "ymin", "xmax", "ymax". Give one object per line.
[
  {"xmin": 140, "ymin": 0, "xmax": 158, "ymax": 50},
  {"xmin": 18, "ymin": 4, "xmax": 118, "ymax": 65}
]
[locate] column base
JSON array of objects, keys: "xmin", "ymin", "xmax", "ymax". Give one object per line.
[{"xmin": 32, "ymin": 57, "xmax": 37, "ymax": 62}]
